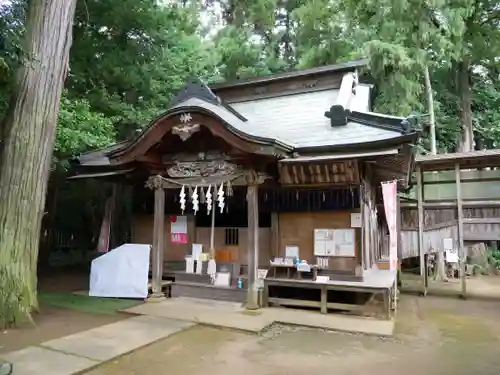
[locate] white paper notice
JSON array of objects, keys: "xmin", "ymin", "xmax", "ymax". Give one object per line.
[
  {"xmin": 171, "ymin": 216, "xmax": 188, "ymax": 234},
  {"xmin": 192, "ymin": 243, "xmax": 203, "ymax": 260},
  {"xmin": 443, "ymin": 238, "xmax": 453, "ymax": 251},
  {"xmin": 316, "ymin": 276, "xmax": 330, "ymax": 283},
  {"xmin": 214, "ymin": 272, "xmax": 231, "ymax": 287},
  {"xmin": 446, "ymin": 249, "xmax": 459, "ymax": 263},
  {"xmin": 350, "ymin": 213, "xmax": 361, "ymax": 228},
  {"xmin": 285, "ymin": 245, "xmax": 299, "ymax": 258},
  {"xmin": 185, "ymin": 256, "xmax": 194, "ymax": 273},
  {"xmin": 333, "ymin": 229, "xmax": 355, "ymax": 256}
]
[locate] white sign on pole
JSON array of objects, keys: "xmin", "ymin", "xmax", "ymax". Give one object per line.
[
  {"xmin": 443, "ymin": 238, "xmax": 453, "ymax": 250},
  {"xmin": 382, "ymin": 180, "xmax": 398, "ymax": 271}
]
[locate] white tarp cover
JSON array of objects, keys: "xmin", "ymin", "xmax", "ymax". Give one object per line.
[{"xmin": 89, "ymin": 243, "xmax": 151, "ymax": 299}]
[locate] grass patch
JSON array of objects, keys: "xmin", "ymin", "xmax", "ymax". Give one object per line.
[{"xmin": 39, "ymin": 291, "xmax": 142, "ymax": 315}]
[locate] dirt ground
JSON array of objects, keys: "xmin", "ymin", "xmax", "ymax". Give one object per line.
[
  {"xmin": 87, "ymin": 294, "xmax": 500, "ymax": 375},
  {"xmin": 37, "ymin": 270, "xmax": 90, "ymax": 293},
  {"xmin": 0, "ymin": 271, "xmax": 126, "ymax": 355},
  {"xmin": 0, "ymin": 306, "xmax": 126, "ymax": 354}
]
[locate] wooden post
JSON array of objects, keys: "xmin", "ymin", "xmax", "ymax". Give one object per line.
[
  {"xmin": 394, "ymin": 195, "xmax": 402, "ymax": 309},
  {"xmin": 209, "ymin": 202, "xmax": 216, "ymax": 257},
  {"xmin": 150, "ymin": 176, "xmax": 165, "ymax": 299},
  {"xmin": 361, "ymin": 181, "xmax": 370, "ymax": 269},
  {"xmin": 271, "ymin": 212, "xmax": 279, "ymax": 258},
  {"xmin": 359, "ymin": 183, "xmax": 366, "ymax": 270},
  {"xmin": 246, "ymin": 183, "xmax": 260, "ymax": 309},
  {"xmin": 455, "ymin": 163, "xmax": 467, "ymax": 298},
  {"xmin": 416, "ymin": 166, "xmax": 426, "ymax": 296}
]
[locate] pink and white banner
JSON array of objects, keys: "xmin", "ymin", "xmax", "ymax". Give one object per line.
[
  {"xmin": 381, "ymin": 180, "xmax": 398, "ymax": 270},
  {"xmin": 170, "ymin": 216, "xmax": 188, "ymax": 244}
]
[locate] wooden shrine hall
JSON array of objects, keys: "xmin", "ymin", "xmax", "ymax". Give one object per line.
[{"xmin": 70, "ymin": 59, "xmax": 420, "ymax": 318}]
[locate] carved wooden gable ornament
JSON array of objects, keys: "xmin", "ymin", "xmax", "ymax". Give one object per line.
[
  {"xmin": 172, "ymin": 113, "xmax": 200, "ymax": 141},
  {"xmin": 166, "ymin": 151, "xmax": 239, "ymax": 179}
]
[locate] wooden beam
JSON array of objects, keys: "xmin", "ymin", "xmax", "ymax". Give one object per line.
[
  {"xmin": 464, "ymin": 218, "xmax": 500, "ymax": 224},
  {"xmin": 291, "ymin": 164, "xmax": 299, "ymax": 184},
  {"xmin": 299, "ymin": 164, "xmax": 307, "ymax": 183},
  {"xmin": 400, "ymin": 200, "xmax": 500, "ymax": 209},
  {"xmin": 308, "ymin": 164, "xmax": 316, "ymax": 183},
  {"xmin": 455, "ymin": 163, "xmax": 466, "ymax": 298},
  {"xmin": 151, "ymin": 186, "xmax": 165, "ymax": 298},
  {"xmin": 279, "ymin": 164, "xmax": 292, "ymax": 184},
  {"xmin": 323, "ymin": 164, "xmax": 331, "ymax": 183}
]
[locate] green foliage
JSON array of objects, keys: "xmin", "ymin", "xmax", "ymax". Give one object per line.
[
  {"xmin": 0, "ymin": 0, "xmax": 25, "ymax": 115},
  {"xmin": 55, "ymin": 95, "xmax": 116, "ymax": 168},
  {"xmin": 487, "ymin": 249, "xmax": 500, "ymax": 270},
  {"xmin": 0, "ymin": 0, "xmax": 499, "ymax": 159},
  {"xmin": 67, "ymin": 0, "xmax": 219, "ymax": 138}
]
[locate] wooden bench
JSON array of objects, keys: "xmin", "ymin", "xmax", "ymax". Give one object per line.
[{"xmin": 263, "ymin": 277, "xmax": 395, "ymax": 319}]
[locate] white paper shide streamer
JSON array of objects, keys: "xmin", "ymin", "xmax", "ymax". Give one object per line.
[
  {"xmin": 205, "ymin": 185, "xmax": 212, "ymax": 215},
  {"xmin": 217, "ymin": 182, "xmax": 225, "ymax": 213},
  {"xmin": 192, "ymin": 185, "xmax": 199, "ymax": 214},
  {"xmin": 179, "ymin": 185, "xmax": 186, "ymax": 214},
  {"xmin": 177, "ymin": 182, "xmax": 228, "ymax": 215}
]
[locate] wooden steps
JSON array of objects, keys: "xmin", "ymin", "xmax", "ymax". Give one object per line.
[
  {"xmin": 171, "ymin": 281, "xmax": 246, "ymax": 303},
  {"xmin": 170, "ymin": 271, "xmax": 212, "ymax": 284}
]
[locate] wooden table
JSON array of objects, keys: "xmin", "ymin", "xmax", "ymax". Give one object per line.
[
  {"xmin": 262, "ymin": 276, "xmax": 395, "ymax": 319},
  {"xmin": 268, "ymin": 263, "xmax": 324, "ymax": 280}
]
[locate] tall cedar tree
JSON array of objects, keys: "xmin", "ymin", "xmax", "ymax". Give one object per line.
[{"xmin": 0, "ymin": 0, "xmax": 77, "ymax": 327}]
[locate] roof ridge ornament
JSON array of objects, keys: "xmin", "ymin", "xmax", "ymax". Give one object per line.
[
  {"xmin": 325, "ymin": 105, "xmax": 350, "ymax": 127},
  {"xmin": 170, "ymin": 77, "xmax": 220, "ymax": 107}
]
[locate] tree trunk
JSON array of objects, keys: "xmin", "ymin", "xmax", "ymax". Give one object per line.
[
  {"xmin": 423, "ymin": 64, "xmax": 446, "ymax": 281},
  {"xmin": 458, "ymin": 60, "xmax": 474, "ymax": 152},
  {"xmin": 423, "ymin": 65, "xmax": 437, "ymax": 154},
  {"xmin": 0, "ymin": 0, "xmax": 77, "ymax": 327}
]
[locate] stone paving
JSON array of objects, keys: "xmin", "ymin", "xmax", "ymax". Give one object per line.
[
  {"xmin": 0, "ymin": 298, "xmax": 394, "ymax": 375},
  {"xmin": 0, "ymin": 316, "xmax": 195, "ymax": 375},
  {"xmin": 123, "ymin": 297, "xmax": 395, "ymax": 336}
]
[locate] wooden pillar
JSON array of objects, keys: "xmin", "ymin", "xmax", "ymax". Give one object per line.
[
  {"xmin": 246, "ymin": 182, "xmax": 260, "ymax": 309},
  {"xmin": 150, "ymin": 176, "xmax": 165, "ymax": 298},
  {"xmin": 270, "ymin": 212, "xmax": 279, "ymax": 258},
  {"xmin": 396, "ymin": 196, "xmax": 402, "ymax": 291},
  {"xmin": 455, "ymin": 163, "xmax": 467, "ymax": 298},
  {"xmin": 416, "ymin": 166, "xmax": 426, "ymax": 296},
  {"xmin": 359, "ymin": 183, "xmax": 366, "ymax": 270}
]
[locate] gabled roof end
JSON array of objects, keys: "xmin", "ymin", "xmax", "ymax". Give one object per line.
[{"xmin": 170, "ymin": 78, "xmax": 220, "ymax": 107}]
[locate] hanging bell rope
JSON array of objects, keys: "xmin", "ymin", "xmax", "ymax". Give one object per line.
[
  {"xmin": 200, "ymin": 186, "xmax": 206, "ymax": 204},
  {"xmin": 226, "ymin": 180, "xmax": 233, "ymax": 196}
]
